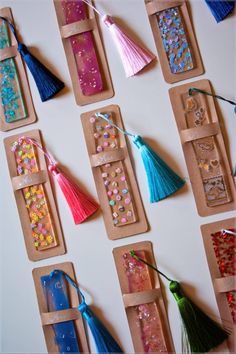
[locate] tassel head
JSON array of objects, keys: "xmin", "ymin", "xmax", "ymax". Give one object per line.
[
  {"xmin": 132, "ymin": 135, "xmax": 185, "ymax": 203},
  {"xmin": 101, "ymin": 15, "xmax": 155, "ymax": 77},
  {"xmin": 169, "ymin": 280, "xmax": 229, "ymax": 353},
  {"xmin": 48, "ymin": 164, "xmax": 99, "ymax": 224}
]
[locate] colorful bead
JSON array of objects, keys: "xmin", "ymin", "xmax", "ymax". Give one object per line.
[
  {"xmin": 125, "ymin": 197, "xmax": 131, "ymax": 205},
  {"xmin": 94, "ymin": 132, "xmax": 100, "ymax": 139},
  {"xmin": 104, "ymin": 180, "xmax": 110, "ymax": 186},
  {"xmin": 111, "ymin": 171, "xmax": 116, "ymax": 178},
  {"xmin": 96, "ymin": 125, "xmax": 103, "ymax": 131},
  {"xmin": 90, "ymin": 116, "xmax": 96, "ymax": 123},
  {"xmin": 121, "ymin": 217, "xmax": 127, "ymax": 223},
  {"xmin": 118, "ymin": 205, "xmax": 125, "ymax": 212},
  {"xmin": 111, "ymin": 181, "xmax": 118, "ymax": 187},
  {"xmin": 105, "ymin": 163, "xmax": 111, "ymax": 168},
  {"xmin": 103, "ymin": 132, "xmax": 109, "ymax": 138},
  {"xmin": 105, "ymin": 124, "xmax": 112, "ymax": 129},
  {"xmin": 113, "ymin": 189, "xmax": 118, "ymax": 195},
  {"xmin": 113, "ymin": 212, "xmax": 119, "ymax": 218},
  {"xmin": 110, "ymin": 142, "xmax": 116, "ymax": 148},
  {"xmin": 122, "ymin": 188, "xmax": 128, "ymax": 194},
  {"xmin": 102, "ymin": 172, "xmax": 108, "ymax": 178},
  {"xmin": 116, "ymin": 195, "xmax": 122, "ymax": 201},
  {"xmin": 115, "ymin": 168, "xmax": 122, "ymax": 174},
  {"xmin": 103, "ymin": 141, "xmax": 109, "ymax": 147},
  {"xmin": 107, "ymin": 191, "xmax": 113, "ymax": 197},
  {"xmin": 120, "ymin": 176, "xmax": 126, "ymax": 182},
  {"xmin": 97, "ymin": 145, "xmax": 103, "ymax": 152},
  {"xmin": 127, "ymin": 210, "xmax": 132, "ymax": 217},
  {"xmin": 109, "ymin": 200, "xmax": 115, "ymax": 206},
  {"xmin": 113, "ymin": 219, "xmax": 119, "ymax": 225}
]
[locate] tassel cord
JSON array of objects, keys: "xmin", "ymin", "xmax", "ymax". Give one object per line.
[
  {"xmin": 81, "ymin": 0, "xmax": 104, "ymax": 16},
  {"xmin": 189, "ymin": 88, "xmax": 236, "ymax": 110},
  {"xmin": 95, "ymin": 112, "xmax": 135, "ymax": 138},
  {"xmin": 0, "ymin": 16, "xmax": 20, "ymax": 42},
  {"xmin": 18, "ymin": 136, "xmax": 57, "ymax": 169},
  {"xmin": 130, "ymin": 250, "xmax": 173, "ymax": 282}
]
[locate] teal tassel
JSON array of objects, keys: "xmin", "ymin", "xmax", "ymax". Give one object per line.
[
  {"xmin": 0, "ymin": 16, "xmax": 64, "ymax": 102},
  {"xmin": 78, "ymin": 302, "xmax": 123, "ymax": 354},
  {"xmin": 95, "ymin": 112, "xmax": 185, "ymax": 203},
  {"xmin": 132, "ymin": 135, "xmax": 185, "ymax": 203},
  {"xmin": 130, "ymin": 251, "xmax": 229, "ymax": 354}
]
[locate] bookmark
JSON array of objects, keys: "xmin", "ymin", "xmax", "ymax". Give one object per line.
[
  {"xmin": 33, "ymin": 262, "xmax": 89, "ymax": 354},
  {"xmin": 145, "ymin": 0, "xmax": 204, "ymax": 83},
  {"xmin": 33, "ymin": 262, "xmax": 123, "ymax": 354},
  {"xmin": 0, "ymin": 7, "xmax": 36, "ymax": 131},
  {"xmin": 201, "ymin": 218, "xmax": 236, "ymax": 353},
  {"xmin": 169, "ymin": 79, "xmax": 236, "ymax": 216},
  {"xmin": 53, "ymin": 0, "xmax": 114, "ymax": 106},
  {"xmin": 113, "ymin": 241, "xmax": 174, "ymax": 353},
  {"xmin": 81, "ymin": 104, "xmax": 148, "ymax": 240},
  {"xmin": 4, "ymin": 130, "xmax": 65, "ymax": 261}
]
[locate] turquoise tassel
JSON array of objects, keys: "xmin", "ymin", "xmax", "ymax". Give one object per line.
[
  {"xmin": 78, "ymin": 302, "xmax": 123, "ymax": 354},
  {"xmin": 132, "ymin": 135, "xmax": 185, "ymax": 203}
]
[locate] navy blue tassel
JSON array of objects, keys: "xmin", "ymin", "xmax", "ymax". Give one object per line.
[
  {"xmin": 133, "ymin": 135, "xmax": 185, "ymax": 203},
  {"xmin": 18, "ymin": 43, "xmax": 64, "ymax": 102},
  {"xmin": 205, "ymin": 1, "xmax": 235, "ymax": 22},
  {"xmin": 78, "ymin": 302, "xmax": 123, "ymax": 354},
  {"xmin": 0, "ymin": 16, "xmax": 64, "ymax": 102}
]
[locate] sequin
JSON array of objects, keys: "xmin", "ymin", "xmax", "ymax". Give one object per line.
[{"xmin": 157, "ymin": 7, "xmax": 194, "ymax": 74}]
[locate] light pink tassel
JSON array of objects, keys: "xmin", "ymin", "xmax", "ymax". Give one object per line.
[
  {"xmin": 19, "ymin": 136, "xmax": 99, "ymax": 225},
  {"xmin": 82, "ymin": 0, "xmax": 155, "ymax": 77},
  {"xmin": 48, "ymin": 164, "xmax": 99, "ymax": 224},
  {"xmin": 102, "ymin": 15, "xmax": 155, "ymax": 77}
]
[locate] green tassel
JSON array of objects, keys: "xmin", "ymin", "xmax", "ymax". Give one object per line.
[
  {"xmin": 169, "ymin": 280, "xmax": 229, "ymax": 353},
  {"xmin": 130, "ymin": 251, "xmax": 229, "ymax": 353}
]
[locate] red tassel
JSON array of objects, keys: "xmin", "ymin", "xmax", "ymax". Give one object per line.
[{"xmin": 48, "ymin": 165, "xmax": 99, "ymax": 224}]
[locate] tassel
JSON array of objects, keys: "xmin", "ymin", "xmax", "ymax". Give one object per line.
[
  {"xmin": 54, "ymin": 270, "xmax": 123, "ymax": 354},
  {"xmin": 188, "ymin": 87, "xmax": 236, "ymax": 113},
  {"xmin": 0, "ymin": 16, "xmax": 64, "ymax": 102},
  {"xmin": 130, "ymin": 251, "xmax": 229, "ymax": 353},
  {"xmin": 18, "ymin": 136, "xmax": 99, "ymax": 224},
  {"xmin": 81, "ymin": 0, "xmax": 155, "ymax": 77},
  {"xmin": 204, "ymin": 0, "xmax": 235, "ymax": 23},
  {"xmin": 96, "ymin": 112, "xmax": 185, "ymax": 203}
]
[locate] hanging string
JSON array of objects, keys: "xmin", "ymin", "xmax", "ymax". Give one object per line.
[
  {"xmin": 95, "ymin": 112, "xmax": 135, "ymax": 137},
  {"xmin": 81, "ymin": 0, "xmax": 104, "ymax": 16},
  {"xmin": 130, "ymin": 250, "xmax": 172, "ymax": 282},
  {"xmin": 188, "ymin": 88, "xmax": 236, "ymax": 113},
  {"xmin": 221, "ymin": 229, "xmax": 236, "ymax": 236}
]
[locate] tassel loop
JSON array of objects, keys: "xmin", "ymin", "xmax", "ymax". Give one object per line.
[
  {"xmin": 102, "ymin": 15, "xmax": 114, "ymax": 28},
  {"xmin": 132, "ymin": 135, "xmax": 145, "ymax": 149},
  {"xmin": 169, "ymin": 280, "xmax": 184, "ymax": 302}
]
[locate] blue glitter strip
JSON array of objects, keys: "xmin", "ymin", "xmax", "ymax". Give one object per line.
[
  {"xmin": 157, "ymin": 6, "xmax": 194, "ymax": 74},
  {"xmin": 0, "ymin": 21, "xmax": 27, "ymax": 123}
]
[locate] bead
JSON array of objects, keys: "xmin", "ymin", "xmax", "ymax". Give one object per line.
[
  {"xmin": 103, "ymin": 132, "xmax": 109, "ymax": 138},
  {"xmin": 118, "ymin": 205, "xmax": 125, "ymax": 212},
  {"xmin": 109, "ymin": 200, "xmax": 115, "ymax": 206},
  {"xmin": 121, "ymin": 217, "xmax": 127, "ymax": 223},
  {"xmin": 97, "ymin": 145, "xmax": 103, "ymax": 152},
  {"xmin": 113, "ymin": 212, "xmax": 119, "ymax": 218},
  {"xmin": 94, "ymin": 132, "xmax": 100, "ymax": 139},
  {"xmin": 105, "ymin": 163, "xmax": 111, "ymax": 168},
  {"xmin": 107, "ymin": 191, "xmax": 113, "ymax": 197},
  {"xmin": 113, "ymin": 189, "xmax": 118, "ymax": 195},
  {"xmin": 103, "ymin": 141, "xmax": 109, "ymax": 147},
  {"xmin": 113, "ymin": 219, "xmax": 119, "ymax": 225},
  {"xmin": 120, "ymin": 176, "xmax": 126, "ymax": 182},
  {"xmin": 89, "ymin": 116, "xmax": 96, "ymax": 123},
  {"xmin": 111, "ymin": 171, "xmax": 116, "ymax": 178},
  {"xmin": 104, "ymin": 180, "xmax": 110, "ymax": 186},
  {"xmin": 110, "ymin": 142, "xmax": 116, "ymax": 148},
  {"xmin": 111, "ymin": 134, "xmax": 116, "ymax": 139},
  {"xmin": 122, "ymin": 188, "xmax": 128, "ymax": 194},
  {"xmin": 102, "ymin": 172, "xmax": 108, "ymax": 178},
  {"xmin": 127, "ymin": 210, "xmax": 132, "ymax": 217},
  {"xmin": 125, "ymin": 198, "xmax": 131, "ymax": 205},
  {"xmin": 105, "ymin": 124, "xmax": 112, "ymax": 129},
  {"xmin": 115, "ymin": 168, "xmax": 122, "ymax": 174},
  {"xmin": 116, "ymin": 195, "xmax": 122, "ymax": 201},
  {"xmin": 111, "ymin": 181, "xmax": 118, "ymax": 187}
]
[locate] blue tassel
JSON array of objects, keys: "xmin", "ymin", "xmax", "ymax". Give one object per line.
[
  {"xmin": 132, "ymin": 135, "xmax": 185, "ymax": 203},
  {"xmin": 205, "ymin": 1, "xmax": 235, "ymax": 22},
  {"xmin": 0, "ymin": 16, "xmax": 64, "ymax": 102},
  {"xmin": 18, "ymin": 43, "xmax": 64, "ymax": 102},
  {"xmin": 78, "ymin": 302, "xmax": 123, "ymax": 354}
]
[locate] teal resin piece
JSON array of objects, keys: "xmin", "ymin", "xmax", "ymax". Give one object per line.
[
  {"xmin": 157, "ymin": 7, "xmax": 194, "ymax": 74},
  {"xmin": 0, "ymin": 21, "xmax": 27, "ymax": 123}
]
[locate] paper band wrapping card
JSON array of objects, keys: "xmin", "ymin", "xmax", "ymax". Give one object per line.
[
  {"xmin": 53, "ymin": 0, "xmax": 114, "ymax": 106},
  {"xmin": 201, "ymin": 218, "xmax": 236, "ymax": 353},
  {"xmin": 0, "ymin": 7, "xmax": 36, "ymax": 131},
  {"xmin": 4, "ymin": 130, "xmax": 65, "ymax": 261},
  {"xmin": 169, "ymin": 79, "xmax": 236, "ymax": 216},
  {"xmin": 113, "ymin": 241, "xmax": 174, "ymax": 353},
  {"xmin": 144, "ymin": 0, "xmax": 204, "ymax": 83},
  {"xmin": 81, "ymin": 104, "xmax": 148, "ymax": 240},
  {"xmin": 33, "ymin": 262, "xmax": 89, "ymax": 354}
]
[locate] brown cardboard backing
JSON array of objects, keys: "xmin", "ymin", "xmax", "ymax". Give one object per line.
[
  {"xmin": 53, "ymin": 0, "xmax": 114, "ymax": 106},
  {"xmin": 169, "ymin": 79, "xmax": 236, "ymax": 216},
  {"xmin": 113, "ymin": 241, "xmax": 174, "ymax": 353},
  {"xmin": 32, "ymin": 262, "xmax": 89, "ymax": 354},
  {"xmin": 145, "ymin": 0, "xmax": 204, "ymax": 83},
  {"xmin": 81, "ymin": 104, "xmax": 148, "ymax": 240},
  {"xmin": 201, "ymin": 218, "xmax": 236, "ymax": 353},
  {"xmin": 4, "ymin": 129, "xmax": 65, "ymax": 261},
  {"xmin": 0, "ymin": 7, "xmax": 36, "ymax": 131}
]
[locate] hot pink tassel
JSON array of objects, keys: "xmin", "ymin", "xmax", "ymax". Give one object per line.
[
  {"xmin": 48, "ymin": 164, "xmax": 99, "ymax": 224},
  {"xmin": 102, "ymin": 15, "xmax": 155, "ymax": 77}
]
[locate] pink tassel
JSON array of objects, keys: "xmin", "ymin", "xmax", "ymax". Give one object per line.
[
  {"xmin": 18, "ymin": 136, "xmax": 99, "ymax": 225},
  {"xmin": 81, "ymin": 0, "xmax": 155, "ymax": 77},
  {"xmin": 102, "ymin": 15, "xmax": 155, "ymax": 77},
  {"xmin": 48, "ymin": 165, "xmax": 99, "ymax": 224}
]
